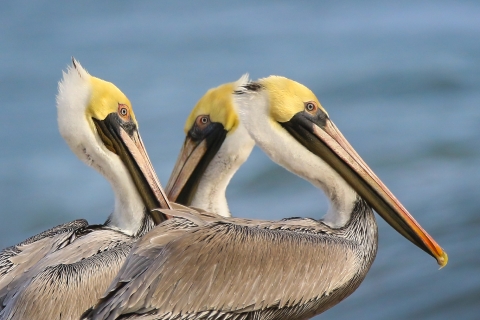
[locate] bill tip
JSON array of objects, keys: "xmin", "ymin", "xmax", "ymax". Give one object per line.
[{"xmin": 437, "ymin": 250, "xmax": 448, "ymax": 269}]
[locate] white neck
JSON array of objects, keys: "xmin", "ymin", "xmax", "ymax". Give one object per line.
[
  {"xmin": 56, "ymin": 64, "xmax": 147, "ymax": 236},
  {"xmin": 234, "ymin": 90, "xmax": 358, "ymax": 228},
  {"xmin": 190, "ymin": 124, "xmax": 254, "ymax": 217}
]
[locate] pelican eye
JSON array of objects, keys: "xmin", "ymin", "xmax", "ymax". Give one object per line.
[
  {"xmin": 118, "ymin": 103, "xmax": 130, "ymax": 121},
  {"xmin": 196, "ymin": 115, "xmax": 210, "ymax": 128},
  {"xmin": 305, "ymin": 101, "xmax": 317, "ymax": 114}
]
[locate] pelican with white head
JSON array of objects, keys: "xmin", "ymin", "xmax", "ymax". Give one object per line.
[
  {"xmin": 57, "ymin": 59, "xmax": 170, "ymax": 233},
  {"xmin": 166, "ymin": 75, "xmax": 254, "ymax": 217},
  {"xmin": 0, "ymin": 59, "xmax": 170, "ymax": 320}
]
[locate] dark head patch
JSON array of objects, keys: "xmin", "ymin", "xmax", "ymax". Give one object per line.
[{"xmin": 234, "ymin": 82, "xmax": 264, "ymax": 95}]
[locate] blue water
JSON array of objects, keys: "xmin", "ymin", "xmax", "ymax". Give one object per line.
[{"xmin": 1, "ymin": 1, "xmax": 479, "ymax": 319}]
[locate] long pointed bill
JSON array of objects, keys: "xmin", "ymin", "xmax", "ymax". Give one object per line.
[
  {"xmin": 166, "ymin": 124, "xmax": 227, "ymax": 205},
  {"xmin": 93, "ymin": 114, "xmax": 171, "ymax": 224},
  {"xmin": 282, "ymin": 114, "xmax": 447, "ymax": 267}
]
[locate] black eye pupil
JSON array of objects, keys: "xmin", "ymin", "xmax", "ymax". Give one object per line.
[
  {"xmin": 307, "ymin": 103, "xmax": 314, "ymax": 111},
  {"xmin": 202, "ymin": 117, "xmax": 208, "ymax": 123},
  {"xmin": 121, "ymin": 108, "xmax": 127, "ymax": 115}
]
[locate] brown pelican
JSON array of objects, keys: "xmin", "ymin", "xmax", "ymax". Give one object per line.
[
  {"xmin": 165, "ymin": 75, "xmax": 254, "ymax": 216},
  {"xmin": 0, "ymin": 59, "xmax": 169, "ymax": 320},
  {"xmin": 84, "ymin": 76, "xmax": 447, "ymax": 320}
]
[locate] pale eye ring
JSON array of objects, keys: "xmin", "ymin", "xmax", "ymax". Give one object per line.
[
  {"xmin": 305, "ymin": 102, "xmax": 316, "ymax": 112},
  {"xmin": 197, "ymin": 115, "xmax": 210, "ymax": 125},
  {"xmin": 118, "ymin": 103, "xmax": 130, "ymax": 118}
]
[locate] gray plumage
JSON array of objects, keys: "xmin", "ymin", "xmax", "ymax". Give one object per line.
[
  {"xmin": 0, "ymin": 219, "xmax": 88, "ymax": 281},
  {"xmin": 0, "ymin": 217, "xmax": 155, "ymax": 320},
  {"xmin": 83, "ymin": 198, "xmax": 377, "ymax": 320}
]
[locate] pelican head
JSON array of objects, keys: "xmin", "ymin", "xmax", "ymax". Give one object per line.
[
  {"xmin": 234, "ymin": 76, "xmax": 447, "ymax": 267},
  {"xmin": 56, "ymin": 59, "xmax": 169, "ymax": 236},
  {"xmin": 166, "ymin": 75, "xmax": 254, "ymax": 216}
]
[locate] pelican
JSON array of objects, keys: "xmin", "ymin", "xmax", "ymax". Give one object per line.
[
  {"xmin": 165, "ymin": 75, "xmax": 254, "ymax": 216},
  {"xmin": 84, "ymin": 76, "xmax": 447, "ymax": 320},
  {"xmin": 0, "ymin": 59, "xmax": 169, "ymax": 320}
]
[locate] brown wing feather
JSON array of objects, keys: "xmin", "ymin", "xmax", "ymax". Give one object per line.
[
  {"xmin": 85, "ymin": 215, "xmax": 360, "ymax": 320},
  {"xmin": 0, "ymin": 219, "xmax": 88, "ymax": 278},
  {"xmin": 0, "ymin": 228, "xmax": 133, "ymax": 320},
  {"xmin": 0, "ymin": 219, "xmax": 89, "ymax": 308}
]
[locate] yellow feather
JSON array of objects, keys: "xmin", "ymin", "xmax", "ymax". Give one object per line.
[
  {"xmin": 86, "ymin": 76, "xmax": 136, "ymax": 124},
  {"xmin": 184, "ymin": 82, "xmax": 239, "ymax": 134},
  {"xmin": 259, "ymin": 76, "xmax": 328, "ymax": 122}
]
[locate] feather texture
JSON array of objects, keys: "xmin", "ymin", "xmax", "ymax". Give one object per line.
[
  {"xmin": 83, "ymin": 199, "xmax": 377, "ymax": 320},
  {"xmin": 0, "ymin": 222, "xmax": 138, "ymax": 320}
]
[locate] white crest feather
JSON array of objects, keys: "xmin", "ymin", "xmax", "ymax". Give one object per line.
[
  {"xmin": 56, "ymin": 58, "xmax": 92, "ymax": 151},
  {"xmin": 233, "ymin": 73, "xmax": 250, "ymax": 92}
]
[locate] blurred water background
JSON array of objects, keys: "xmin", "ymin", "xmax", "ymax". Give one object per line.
[{"xmin": 0, "ymin": 1, "xmax": 479, "ymax": 319}]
